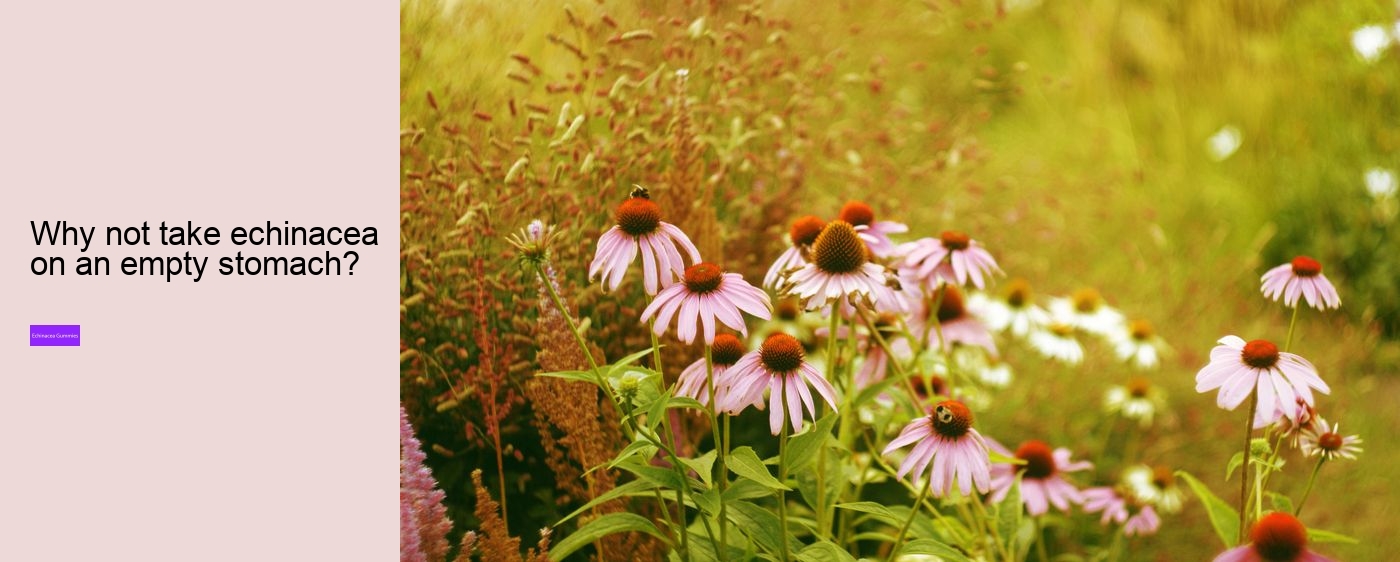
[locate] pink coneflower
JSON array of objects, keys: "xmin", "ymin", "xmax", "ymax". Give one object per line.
[
  {"xmin": 787, "ymin": 221, "xmax": 888, "ymax": 310},
  {"xmin": 676, "ymin": 334, "xmax": 747, "ymax": 406},
  {"xmin": 839, "ymin": 200, "xmax": 908, "ymax": 258},
  {"xmin": 908, "ymin": 285, "xmax": 998, "ymax": 357},
  {"xmin": 1213, "ymin": 512, "xmax": 1335, "ymax": 562},
  {"xmin": 641, "ymin": 262, "xmax": 772, "ymax": 345},
  {"xmin": 1299, "ymin": 418, "xmax": 1363, "ymax": 461},
  {"xmin": 987, "ymin": 439, "xmax": 1092, "ymax": 516},
  {"xmin": 1260, "ymin": 256, "xmax": 1341, "ymax": 310},
  {"xmin": 764, "ymin": 215, "xmax": 825, "ymax": 290},
  {"xmin": 903, "ymin": 230, "xmax": 1003, "ymax": 290},
  {"xmin": 589, "ymin": 190, "xmax": 702, "ymax": 295},
  {"xmin": 1081, "ymin": 487, "xmax": 1161, "ymax": 536},
  {"xmin": 1253, "ymin": 397, "xmax": 1317, "ymax": 444},
  {"xmin": 719, "ymin": 332, "xmax": 838, "ymax": 434},
  {"xmin": 1195, "ymin": 336, "xmax": 1330, "ymax": 421},
  {"xmin": 881, "ymin": 400, "xmax": 992, "ymax": 497}
]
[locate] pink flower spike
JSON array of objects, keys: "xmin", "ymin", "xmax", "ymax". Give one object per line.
[
  {"xmin": 1195, "ymin": 336, "xmax": 1329, "ymax": 421},
  {"xmin": 588, "ymin": 194, "xmax": 702, "ymax": 295},
  {"xmin": 641, "ymin": 263, "xmax": 772, "ymax": 345},
  {"xmin": 716, "ymin": 333, "xmax": 838, "ymax": 434},
  {"xmin": 1260, "ymin": 256, "xmax": 1340, "ymax": 310},
  {"xmin": 881, "ymin": 401, "xmax": 992, "ymax": 497}
]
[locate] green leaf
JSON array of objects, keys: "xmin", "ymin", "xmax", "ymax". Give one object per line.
[
  {"xmin": 607, "ymin": 439, "xmax": 659, "ymax": 470},
  {"xmin": 902, "ymin": 538, "xmax": 974, "ymax": 562},
  {"xmin": 550, "ymin": 512, "xmax": 667, "ymax": 560},
  {"xmin": 557, "ymin": 479, "xmax": 659, "ymax": 525},
  {"xmin": 692, "ymin": 488, "xmax": 721, "ymax": 517},
  {"xmin": 782, "ymin": 413, "xmax": 838, "ymax": 473},
  {"xmin": 1266, "ymin": 492, "xmax": 1294, "ymax": 515},
  {"xmin": 1307, "ymin": 528, "xmax": 1360, "ymax": 544},
  {"xmin": 606, "ymin": 346, "xmax": 658, "ymax": 376},
  {"xmin": 835, "ymin": 502, "xmax": 902, "ymax": 526},
  {"xmin": 1226, "ymin": 452, "xmax": 1245, "ymax": 481},
  {"xmin": 727, "ymin": 500, "xmax": 792, "ymax": 555},
  {"xmin": 536, "ymin": 368, "xmax": 602, "ymax": 385},
  {"xmin": 796, "ymin": 540, "xmax": 857, "ymax": 562},
  {"xmin": 667, "ymin": 396, "xmax": 708, "ymax": 411},
  {"xmin": 642, "ymin": 384, "xmax": 672, "ymax": 431},
  {"xmin": 615, "ymin": 458, "xmax": 687, "ymax": 491},
  {"xmin": 996, "ymin": 476, "xmax": 1022, "ymax": 554},
  {"xmin": 1177, "ymin": 470, "xmax": 1239, "ymax": 548},
  {"xmin": 988, "ymin": 450, "xmax": 1028, "ymax": 465},
  {"xmin": 729, "ymin": 446, "xmax": 790, "ymax": 490},
  {"xmin": 681, "ymin": 450, "xmax": 717, "ymax": 487},
  {"xmin": 722, "ymin": 478, "xmax": 774, "ymax": 502}
]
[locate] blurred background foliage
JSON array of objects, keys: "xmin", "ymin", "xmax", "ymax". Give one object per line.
[{"xmin": 401, "ymin": 0, "xmax": 1399, "ymax": 559}]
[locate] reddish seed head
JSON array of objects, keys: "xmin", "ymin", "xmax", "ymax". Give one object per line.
[
  {"xmin": 931, "ymin": 400, "xmax": 973, "ymax": 438},
  {"xmin": 1250, "ymin": 512, "xmax": 1308, "ymax": 561},
  {"xmin": 838, "ymin": 200, "xmax": 875, "ymax": 226},
  {"xmin": 789, "ymin": 215, "xmax": 826, "ymax": 246},
  {"xmin": 1318, "ymin": 432, "xmax": 1344, "ymax": 451},
  {"xmin": 1014, "ymin": 440, "xmax": 1056, "ymax": 479},
  {"xmin": 711, "ymin": 334, "xmax": 746, "ymax": 366},
  {"xmin": 1004, "ymin": 278, "xmax": 1032, "ymax": 307},
  {"xmin": 1290, "ymin": 256, "xmax": 1322, "ymax": 277},
  {"xmin": 935, "ymin": 286, "xmax": 967, "ymax": 323},
  {"xmin": 810, "ymin": 221, "xmax": 867, "ymax": 274},
  {"xmin": 684, "ymin": 263, "xmax": 723, "ymax": 293},
  {"xmin": 1127, "ymin": 376, "xmax": 1152, "ymax": 398},
  {"xmin": 759, "ymin": 332, "xmax": 805, "ymax": 373},
  {"xmin": 615, "ymin": 197, "xmax": 662, "ymax": 236},
  {"xmin": 1241, "ymin": 339, "xmax": 1280, "ymax": 369},
  {"xmin": 940, "ymin": 230, "xmax": 970, "ymax": 250}
]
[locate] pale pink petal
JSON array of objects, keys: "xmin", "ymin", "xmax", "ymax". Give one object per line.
[
  {"xmin": 1021, "ymin": 481, "xmax": 1048, "ymax": 515},
  {"xmin": 884, "ymin": 419, "xmax": 931, "ymax": 455},
  {"xmin": 676, "ymin": 295, "xmax": 700, "ymax": 344},
  {"xmin": 1218, "ymin": 367, "xmax": 1258, "ymax": 410},
  {"xmin": 660, "ymin": 222, "xmax": 701, "ymax": 264},
  {"xmin": 1211, "ymin": 546, "xmax": 1256, "ymax": 562},
  {"xmin": 768, "ymin": 377, "xmax": 785, "ymax": 435},
  {"xmin": 639, "ymin": 234, "xmax": 660, "ymax": 295},
  {"xmin": 800, "ymin": 364, "xmax": 839, "ymax": 410}
]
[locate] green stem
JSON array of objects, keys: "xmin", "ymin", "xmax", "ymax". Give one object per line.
[
  {"xmin": 1108, "ymin": 529, "xmax": 1124, "ymax": 562},
  {"xmin": 821, "ymin": 310, "xmax": 842, "ymax": 540},
  {"xmin": 969, "ymin": 493, "xmax": 1007, "ymax": 561},
  {"xmin": 1239, "ymin": 389, "xmax": 1258, "ymax": 544},
  {"xmin": 888, "ymin": 482, "xmax": 932, "ymax": 560},
  {"xmin": 1284, "ymin": 304, "xmax": 1301, "ymax": 353},
  {"xmin": 705, "ymin": 345, "xmax": 730, "ymax": 562},
  {"xmin": 1295, "ymin": 457, "xmax": 1326, "ymax": 517},
  {"xmin": 778, "ymin": 381, "xmax": 792, "ymax": 562},
  {"xmin": 1035, "ymin": 516, "xmax": 1050, "ymax": 562}
]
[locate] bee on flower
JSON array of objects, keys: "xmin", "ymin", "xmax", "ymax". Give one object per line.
[
  {"xmin": 882, "ymin": 400, "xmax": 992, "ymax": 496},
  {"xmin": 589, "ymin": 187, "xmax": 702, "ymax": 295}
]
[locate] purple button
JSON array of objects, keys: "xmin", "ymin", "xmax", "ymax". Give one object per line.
[{"xmin": 31, "ymin": 325, "xmax": 80, "ymax": 346}]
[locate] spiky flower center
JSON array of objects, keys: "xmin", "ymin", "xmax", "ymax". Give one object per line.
[
  {"xmin": 1127, "ymin": 376, "xmax": 1153, "ymax": 398},
  {"xmin": 935, "ymin": 286, "xmax": 966, "ymax": 323},
  {"xmin": 1250, "ymin": 512, "xmax": 1308, "ymax": 562},
  {"xmin": 712, "ymin": 334, "xmax": 746, "ymax": 366},
  {"xmin": 810, "ymin": 221, "xmax": 867, "ymax": 274},
  {"xmin": 1318, "ymin": 432, "xmax": 1344, "ymax": 451},
  {"xmin": 790, "ymin": 215, "xmax": 826, "ymax": 246},
  {"xmin": 1290, "ymin": 256, "xmax": 1322, "ymax": 277},
  {"xmin": 776, "ymin": 297, "xmax": 801, "ymax": 321},
  {"xmin": 1241, "ymin": 339, "xmax": 1280, "ymax": 369},
  {"xmin": 839, "ymin": 200, "xmax": 875, "ymax": 227},
  {"xmin": 1072, "ymin": 288, "xmax": 1102, "ymax": 313},
  {"xmin": 615, "ymin": 197, "xmax": 662, "ymax": 236},
  {"xmin": 1004, "ymin": 278, "xmax": 1032, "ymax": 307},
  {"xmin": 1015, "ymin": 440, "xmax": 1057, "ymax": 479},
  {"xmin": 684, "ymin": 263, "xmax": 724, "ymax": 293},
  {"xmin": 1129, "ymin": 319, "xmax": 1153, "ymax": 341},
  {"xmin": 1150, "ymin": 466, "xmax": 1174, "ymax": 490},
  {"xmin": 940, "ymin": 230, "xmax": 970, "ymax": 250},
  {"xmin": 760, "ymin": 332, "xmax": 805, "ymax": 373},
  {"xmin": 931, "ymin": 400, "xmax": 973, "ymax": 438}
]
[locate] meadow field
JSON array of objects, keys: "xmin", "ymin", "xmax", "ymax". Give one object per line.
[{"xmin": 400, "ymin": 1, "xmax": 1400, "ymax": 560}]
